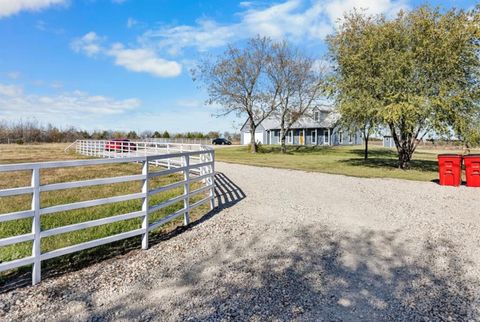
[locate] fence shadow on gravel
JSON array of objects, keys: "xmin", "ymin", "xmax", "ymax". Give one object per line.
[
  {"xmin": 79, "ymin": 227, "xmax": 478, "ymax": 321},
  {"xmin": 0, "ymin": 172, "xmax": 245, "ymax": 294}
]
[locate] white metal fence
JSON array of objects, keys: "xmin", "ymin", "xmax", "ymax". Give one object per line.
[
  {"xmin": 143, "ymin": 138, "xmax": 212, "ymax": 145},
  {"xmin": 69, "ymin": 140, "xmax": 211, "ymax": 172},
  {"xmin": 0, "ymin": 146, "xmax": 215, "ymax": 285}
]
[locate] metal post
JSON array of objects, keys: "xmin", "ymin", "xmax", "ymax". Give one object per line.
[
  {"xmin": 209, "ymin": 151, "xmax": 215, "ymax": 210},
  {"xmin": 141, "ymin": 159, "xmax": 149, "ymax": 249},
  {"xmin": 167, "ymin": 144, "xmax": 171, "ymax": 169},
  {"xmin": 183, "ymin": 155, "xmax": 190, "ymax": 225},
  {"xmin": 31, "ymin": 167, "xmax": 41, "ymax": 285}
]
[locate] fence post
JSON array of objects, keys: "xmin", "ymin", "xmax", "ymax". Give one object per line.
[
  {"xmin": 141, "ymin": 159, "xmax": 149, "ymax": 249},
  {"xmin": 167, "ymin": 144, "xmax": 171, "ymax": 169},
  {"xmin": 31, "ymin": 167, "xmax": 41, "ymax": 285},
  {"xmin": 209, "ymin": 151, "xmax": 215, "ymax": 210},
  {"xmin": 183, "ymin": 154, "xmax": 190, "ymax": 226}
]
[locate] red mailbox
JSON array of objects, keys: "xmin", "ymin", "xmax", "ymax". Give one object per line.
[
  {"xmin": 464, "ymin": 154, "xmax": 480, "ymax": 187},
  {"xmin": 437, "ymin": 154, "xmax": 462, "ymax": 186}
]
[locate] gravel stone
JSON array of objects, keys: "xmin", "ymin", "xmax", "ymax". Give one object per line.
[{"xmin": 1, "ymin": 162, "xmax": 480, "ymax": 321}]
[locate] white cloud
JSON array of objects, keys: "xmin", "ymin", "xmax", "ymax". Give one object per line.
[
  {"xmin": 239, "ymin": 2, "xmax": 253, "ymax": 8},
  {"xmin": 176, "ymin": 99, "xmax": 202, "ymax": 108},
  {"xmin": 0, "ymin": 83, "xmax": 140, "ymax": 124},
  {"xmin": 126, "ymin": 17, "xmax": 138, "ymax": 28},
  {"xmin": 71, "ymin": 32, "xmax": 104, "ymax": 57},
  {"xmin": 142, "ymin": 0, "xmax": 407, "ymax": 54},
  {"xmin": 107, "ymin": 44, "xmax": 182, "ymax": 77},
  {"xmin": 144, "ymin": 19, "xmax": 239, "ymax": 56},
  {"xmin": 6, "ymin": 71, "xmax": 21, "ymax": 79},
  {"xmin": 0, "ymin": 83, "xmax": 23, "ymax": 96},
  {"xmin": 175, "ymin": 98, "xmax": 222, "ymax": 110},
  {"xmin": 35, "ymin": 19, "xmax": 65, "ymax": 34},
  {"xmin": 71, "ymin": 32, "xmax": 181, "ymax": 78},
  {"xmin": 0, "ymin": 0, "xmax": 66, "ymax": 18},
  {"xmin": 50, "ymin": 81, "xmax": 63, "ymax": 89},
  {"xmin": 324, "ymin": 0, "xmax": 408, "ymax": 23}
]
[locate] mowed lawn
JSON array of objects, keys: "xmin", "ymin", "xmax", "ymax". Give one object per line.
[
  {"xmin": 215, "ymin": 144, "xmax": 466, "ymax": 182},
  {"xmin": 0, "ymin": 143, "xmax": 209, "ymax": 283}
]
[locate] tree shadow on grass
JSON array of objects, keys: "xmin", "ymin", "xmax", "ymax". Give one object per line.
[
  {"xmin": 340, "ymin": 157, "xmax": 438, "ymax": 173},
  {"xmin": 51, "ymin": 226, "xmax": 479, "ymax": 321},
  {"xmin": 344, "ymin": 149, "xmax": 438, "ymax": 173},
  {"xmin": 0, "ymin": 172, "xmax": 245, "ymax": 293},
  {"xmin": 350, "ymin": 148, "xmax": 399, "ymax": 158}
]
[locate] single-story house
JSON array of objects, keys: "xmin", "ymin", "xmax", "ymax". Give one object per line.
[{"xmin": 240, "ymin": 108, "xmax": 362, "ymax": 146}]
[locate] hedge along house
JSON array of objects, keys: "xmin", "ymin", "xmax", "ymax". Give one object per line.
[{"xmin": 240, "ymin": 108, "xmax": 363, "ymax": 146}]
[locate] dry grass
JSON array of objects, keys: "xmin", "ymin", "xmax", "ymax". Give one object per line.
[{"xmin": 0, "ymin": 143, "xmax": 210, "ymax": 283}]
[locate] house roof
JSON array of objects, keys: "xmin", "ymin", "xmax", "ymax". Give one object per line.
[{"xmin": 258, "ymin": 110, "xmax": 340, "ymax": 130}]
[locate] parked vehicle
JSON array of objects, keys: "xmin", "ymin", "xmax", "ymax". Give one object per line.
[
  {"xmin": 105, "ymin": 138, "xmax": 137, "ymax": 151},
  {"xmin": 212, "ymin": 138, "xmax": 232, "ymax": 145}
]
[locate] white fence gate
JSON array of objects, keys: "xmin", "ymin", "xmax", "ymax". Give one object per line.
[{"xmin": 0, "ymin": 143, "xmax": 214, "ymax": 285}]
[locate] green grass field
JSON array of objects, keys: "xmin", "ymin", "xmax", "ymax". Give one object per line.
[
  {"xmin": 0, "ymin": 144, "xmax": 210, "ymax": 284},
  {"xmin": 215, "ymin": 144, "xmax": 466, "ymax": 182}
]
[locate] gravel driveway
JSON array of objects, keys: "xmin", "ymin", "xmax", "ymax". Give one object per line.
[{"xmin": 1, "ymin": 162, "xmax": 480, "ymax": 321}]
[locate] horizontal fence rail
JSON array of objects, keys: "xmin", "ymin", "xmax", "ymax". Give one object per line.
[
  {"xmin": 69, "ymin": 140, "xmax": 212, "ymax": 174},
  {"xmin": 0, "ymin": 146, "xmax": 215, "ymax": 285},
  {"xmin": 143, "ymin": 138, "xmax": 212, "ymax": 145}
]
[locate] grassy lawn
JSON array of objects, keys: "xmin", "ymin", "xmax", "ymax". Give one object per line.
[
  {"xmin": 215, "ymin": 144, "xmax": 466, "ymax": 182},
  {"xmin": 0, "ymin": 143, "xmax": 210, "ymax": 285}
]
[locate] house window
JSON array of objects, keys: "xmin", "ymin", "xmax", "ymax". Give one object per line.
[
  {"xmin": 312, "ymin": 129, "xmax": 317, "ymax": 144},
  {"xmin": 339, "ymin": 132, "xmax": 343, "ymax": 144},
  {"xmin": 314, "ymin": 111, "xmax": 319, "ymax": 121},
  {"xmin": 349, "ymin": 134, "xmax": 353, "ymax": 144},
  {"xmin": 287, "ymin": 130, "xmax": 293, "ymax": 144},
  {"xmin": 323, "ymin": 129, "xmax": 329, "ymax": 145}
]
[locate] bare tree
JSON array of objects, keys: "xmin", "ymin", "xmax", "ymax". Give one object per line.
[
  {"xmin": 193, "ymin": 36, "xmax": 279, "ymax": 153},
  {"xmin": 267, "ymin": 41, "xmax": 326, "ymax": 153}
]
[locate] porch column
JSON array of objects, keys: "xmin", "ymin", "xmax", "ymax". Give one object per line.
[
  {"xmin": 303, "ymin": 129, "xmax": 305, "ymax": 145},
  {"xmin": 328, "ymin": 129, "xmax": 331, "ymax": 146}
]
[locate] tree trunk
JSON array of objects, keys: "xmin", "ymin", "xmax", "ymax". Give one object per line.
[
  {"xmin": 249, "ymin": 122, "xmax": 258, "ymax": 153},
  {"xmin": 364, "ymin": 135, "xmax": 369, "ymax": 160},
  {"xmin": 398, "ymin": 148, "xmax": 412, "ymax": 169},
  {"xmin": 280, "ymin": 128, "xmax": 287, "ymax": 153},
  {"xmin": 280, "ymin": 118, "xmax": 287, "ymax": 153}
]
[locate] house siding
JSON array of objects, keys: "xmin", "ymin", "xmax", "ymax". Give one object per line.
[
  {"xmin": 240, "ymin": 112, "xmax": 363, "ymax": 146},
  {"xmin": 240, "ymin": 123, "xmax": 266, "ymax": 145},
  {"xmin": 241, "ymin": 127, "xmax": 362, "ymax": 146}
]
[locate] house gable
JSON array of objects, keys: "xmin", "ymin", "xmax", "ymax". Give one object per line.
[{"xmin": 240, "ymin": 119, "xmax": 266, "ymax": 133}]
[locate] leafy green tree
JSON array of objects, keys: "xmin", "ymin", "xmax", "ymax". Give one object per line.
[
  {"xmin": 327, "ymin": 12, "xmax": 382, "ymax": 160},
  {"xmin": 328, "ymin": 6, "xmax": 480, "ymax": 168},
  {"xmin": 153, "ymin": 131, "xmax": 162, "ymax": 138},
  {"xmin": 162, "ymin": 130, "xmax": 170, "ymax": 138}
]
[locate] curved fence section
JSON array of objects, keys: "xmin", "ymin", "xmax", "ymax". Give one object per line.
[
  {"xmin": 0, "ymin": 148, "xmax": 215, "ymax": 286},
  {"xmin": 69, "ymin": 140, "xmax": 211, "ymax": 172}
]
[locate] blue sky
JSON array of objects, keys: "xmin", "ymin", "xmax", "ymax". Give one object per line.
[{"xmin": 0, "ymin": 0, "xmax": 475, "ymax": 133}]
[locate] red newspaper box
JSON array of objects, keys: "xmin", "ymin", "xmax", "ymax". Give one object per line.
[
  {"xmin": 437, "ymin": 154, "xmax": 462, "ymax": 186},
  {"xmin": 464, "ymin": 154, "xmax": 480, "ymax": 187}
]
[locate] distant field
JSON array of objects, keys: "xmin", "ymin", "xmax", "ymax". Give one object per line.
[
  {"xmin": 215, "ymin": 144, "xmax": 470, "ymax": 182},
  {"xmin": 0, "ymin": 143, "xmax": 209, "ymax": 284}
]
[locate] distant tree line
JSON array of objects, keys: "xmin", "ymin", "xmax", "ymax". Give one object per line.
[{"xmin": 0, "ymin": 120, "xmax": 236, "ymax": 144}]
